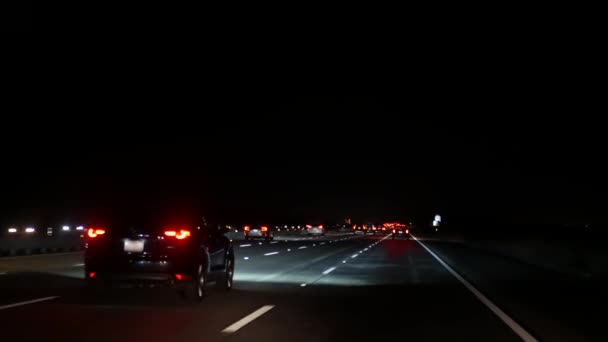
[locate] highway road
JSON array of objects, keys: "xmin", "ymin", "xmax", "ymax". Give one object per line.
[{"xmin": 0, "ymin": 232, "xmax": 604, "ymax": 341}]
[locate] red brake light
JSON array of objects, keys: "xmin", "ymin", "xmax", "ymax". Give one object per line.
[
  {"xmin": 88, "ymin": 272, "xmax": 96, "ymax": 279},
  {"xmin": 175, "ymin": 274, "xmax": 183, "ymax": 281},
  {"xmin": 87, "ymin": 228, "xmax": 106, "ymax": 238},
  {"xmin": 406, "ymin": 229, "xmax": 409, "ymax": 234},
  {"xmin": 164, "ymin": 230, "xmax": 191, "ymax": 239},
  {"xmin": 319, "ymin": 225, "xmax": 323, "ymax": 229},
  {"xmin": 244, "ymin": 226, "xmax": 250, "ymax": 231},
  {"xmin": 392, "ymin": 229, "xmax": 396, "ymax": 233},
  {"xmin": 261, "ymin": 226, "xmax": 268, "ymax": 232},
  {"xmin": 306, "ymin": 225, "xmax": 312, "ymax": 228}
]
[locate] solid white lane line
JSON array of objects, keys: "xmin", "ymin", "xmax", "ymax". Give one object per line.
[
  {"xmin": 264, "ymin": 252, "xmax": 279, "ymax": 256},
  {"xmin": 322, "ymin": 267, "xmax": 336, "ymax": 275},
  {"xmin": 73, "ymin": 263, "xmax": 85, "ymax": 267},
  {"xmin": 222, "ymin": 305, "xmax": 275, "ymax": 334},
  {"xmin": 411, "ymin": 235, "xmax": 538, "ymax": 342},
  {"xmin": 0, "ymin": 296, "xmax": 59, "ymax": 311},
  {"xmin": 298, "ymin": 246, "xmax": 307, "ymax": 249},
  {"xmin": 240, "ymin": 244, "xmax": 252, "ymax": 247}
]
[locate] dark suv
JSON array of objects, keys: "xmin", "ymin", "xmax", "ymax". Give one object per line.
[{"xmin": 84, "ymin": 215, "xmax": 234, "ymax": 302}]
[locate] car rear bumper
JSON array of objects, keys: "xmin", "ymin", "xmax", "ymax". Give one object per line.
[
  {"xmin": 85, "ymin": 257, "xmax": 196, "ymax": 283},
  {"xmin": 245, "ymin": 231, "xmax": 270, "ymax": 238}
]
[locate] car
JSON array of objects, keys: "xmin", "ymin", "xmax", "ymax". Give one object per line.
[
  {"xmin": 84, "ymin": 215, "xmax": 235, "ymax": 302},
  {"xmin": 377, "ymin": 224, "xmax": 389, "ymax": 235},
  {"xmin": 244, "ymin": 225, "xmax": 274, "ymax": 241},
  {"xmin": 352, "ymin": 224, "xmax": 367, "ymax": 235},
  {"xmin": 306, "ymin": 224, "xmax": 325, "ymax": 236},
  {"xmin": 372, "ymin": 224, "xmax": 388, "ymax": 235},
  {"xmin": 391, "ymin": 224, "xmax": 410, "ymax": 239}
]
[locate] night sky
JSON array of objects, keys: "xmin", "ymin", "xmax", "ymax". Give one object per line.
[{"xmin": 1, "ymin": 96, "xmax": 605, "ymax": 227}]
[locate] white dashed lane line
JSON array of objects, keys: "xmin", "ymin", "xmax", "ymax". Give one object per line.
[
  {"xmin": 0, "ymin": 297, "xmax": 60, "ymax": 311},
  {"xmin": 322, "ymin": 267, "xmax": 336, "ymax": 275},
  {"xmin": 264, "ymin": 252, "xmax": 279, "ymax": 256},
  {"xmin": 222, "ymin": 305, "xmax": 275, "ymax": 334},
  {"xmin": 298, "ymin": 246, "xmax": 307, "ymax": 250},
  {"xmin": 73, "ymin": 263, "xmax": 85, "ymax": 267},
  {"xmin": 240, "ymin": 244, "xmax": 252, "ymax": 247}
]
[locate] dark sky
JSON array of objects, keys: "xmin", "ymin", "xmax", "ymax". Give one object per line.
[{"xmin": 1, "ymin": 96, "xmax": 606, "ymax": 227}]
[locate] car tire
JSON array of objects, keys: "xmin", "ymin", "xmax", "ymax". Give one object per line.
[
  {"xmin": 217, "ymin": 253, "xmax": 234, "ymax": 291},
  {"xmin": 181, "ymin": 263, "xmax": 206, "ymax": 303}
]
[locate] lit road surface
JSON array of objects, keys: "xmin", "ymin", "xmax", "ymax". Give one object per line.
[{"xmin": 0, "ymin": 233, "xmax": 603, "ymax": 341}]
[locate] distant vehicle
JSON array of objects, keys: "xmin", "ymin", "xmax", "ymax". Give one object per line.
[
  {"xmin": 372, "ymin": 224, "xmax": 388, "ymax": 235},
  {"xmin": 306, "ymin": 224, "xmax": 325, "ymax": 236},
  {"xmin": 353, "ymin": 224, "xmax": 367, "ymax": 235},
  {"xmin": 244, "ymin": 225, "xmax": 274, "ymax": 241},
  {"xmin": 84, "ymin": 216, "xmax": 234, "ymax": 302},
  {"xmin": 364, "ymin": 224, "xmax": 375, "ymax": 235},
  {"xmin": 391, "ymin": 224, "xmax": 410, "ymax": 239}
]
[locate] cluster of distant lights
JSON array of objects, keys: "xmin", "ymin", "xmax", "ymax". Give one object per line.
[{"xmin": 7, "ymin": 225, "xmax": 84, "ymax": 234}]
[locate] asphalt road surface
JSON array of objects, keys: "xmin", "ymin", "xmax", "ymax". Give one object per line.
[{"xmin": 0, "ymin": 232, "xmax": 604, "ymax": 341}]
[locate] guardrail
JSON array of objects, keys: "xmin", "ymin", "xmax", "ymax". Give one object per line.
[
  {"xmin": 0, "ymin": 230, "xmax": 85, "ymax": 256},
  {"xmin": 1, "ymin": 228, "xmax": 352, "ymax": 257}
]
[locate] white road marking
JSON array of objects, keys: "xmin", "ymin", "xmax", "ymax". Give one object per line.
[
  {"xmin": 240, "ymin": 244, "xmax": 252, "ymax": 247},
  {"xmin": 298, "ymin": 246, "xmax": 307, "ymax": 249},
  {"xmin": 411, "ymin": 235, "xmax": 538, "ymax": 342},
  {"xmin": 300, "ymin": 283, "xmax": 307, "ymax": 287},
  {"xmin": 258, "ymin": 242, "xmax": 263, "ymax": 245},
  {"xmin": 73, "ymin": 263, "xmax": 85, "ymax": 267},
  {"xmin": 322, "ymin": 267, "xmax": 336, "ymax": 275},
  {"xmin": 0, "ymin": 296, "xmax": 59, "ymax": 311},
  {"xmin": 270, "ymin": 241, "xmax": 279, "ymax": 244},
  {"xmin": 287, "ymin": 249, "xmax": 292, "ymax": 252},
  {"xmin": 243, "ymin": 256, "xmax": 250, "ymax": 260},
  {"xmin": 221, "ymin": 305, "xmax": 275, "ymax": 334},
  {"xmin": 312, "ymin": 244, "xmax": 316, "ymax": 247},
  {"xmin": 320, "ymin": 242, "xmax": 326, "ymax": 245},
  {"xmin": 342, "ymin": 260, "xmax": 347, "ymax": 263},
  {"xmin": 264, "ymin": 252, "xmax": 279, "ymax": 256},
  {"xmin": 351, "ymin": 254, "xmax": 358, "ymax": 259}
]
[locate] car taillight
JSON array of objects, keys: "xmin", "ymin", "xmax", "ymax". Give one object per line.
[
  {"xmin": 164, "ymin": 230, "xmax": 191, "ymax": 240},
  {"xmin": 87, "ymin": 228, "xmax": 106, "ymax": 238},
  {"xmin": 88, "ymin": 272, "xmax": 96, "ymax": 278},
  {"xmin": 406, "ymin": 229, "xmax": 409, "ymax": 234},
  {"xmin": 319, "ymin": 225, "xmax": 323, "ymax": 229},
  {"xmin": 382, "ymin": 227, "xmax": 386, "ymax": 231},
  {"xmin": 261, "ymin": 226, "xmax": 268, "ymax": 232},
  {"xmin": 244, "ymin": 226, "xmax": 250, "ymax": 231},
  {"xmin": 392, "ymin": 229, "xmax": 396, "ymax": 233},
  {"xmin": 306, "ymin": 225, "xmax": 312, "ymax": 228}
]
